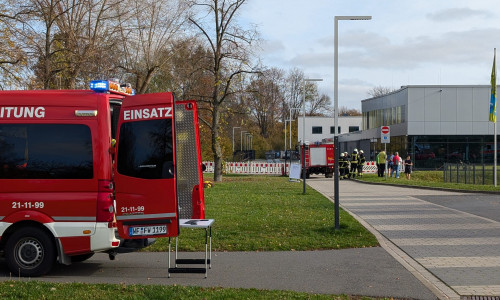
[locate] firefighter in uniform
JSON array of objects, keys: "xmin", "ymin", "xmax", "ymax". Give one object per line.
[
  {"xmin": 349, "ymin": 149, "xmax": 358, "ymax": 178},
  {"xmin": 357, "ymin": 150, "xmax": 366, "ymax": 177},
  {"xmin": 344, "ymin": 152, "xmax": 350, "ymax": 179},
  {"xmin": 338, "ymin": 152, "xmax": 346, "ymax": 179}
]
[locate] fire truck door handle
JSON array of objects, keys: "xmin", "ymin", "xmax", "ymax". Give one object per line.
[
  {"xmin": 138, "ymin": 164, "xmax": 157, "ymax": 168},
  {"xmin": 161, "ymin": 162, "xmax": 175, "ymax": 179}
]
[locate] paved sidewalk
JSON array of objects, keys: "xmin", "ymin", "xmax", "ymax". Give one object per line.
[{"xmin": 307, "ymin": 178, "xmax": 500, "ymax": 299}]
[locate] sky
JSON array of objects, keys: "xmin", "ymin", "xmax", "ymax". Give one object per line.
[{"xmin": 239, "ymin": 0, "xmax": 500, "ymax": 110}]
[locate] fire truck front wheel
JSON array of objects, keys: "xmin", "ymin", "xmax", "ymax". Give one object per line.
[{"xmin": 5, "ymin": 227, "xmax": 56, "ymax": 277}]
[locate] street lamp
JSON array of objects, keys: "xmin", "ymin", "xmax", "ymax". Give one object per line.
[
  {"xmin": 289, "ymin": 107, "xmax": 301, "ymax": 149},
  {"xmin": 334, "ymin": 15, "xmax": 372, "ymax": 229},
  {"xmin": 302, "ymin": 78, "xmax": 323, "ymax": 194}
]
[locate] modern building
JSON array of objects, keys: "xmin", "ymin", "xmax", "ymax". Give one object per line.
[
  {"xmin": 338, "ymin": 85, "xmax": 499, "ymax": 168},
  {"xmin": 297, "ymin": 116, "xmax": 362, "ymax": 144}
]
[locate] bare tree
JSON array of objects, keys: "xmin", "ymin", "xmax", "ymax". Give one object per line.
[
  {"xmin": 367, "ymin": 85, "xmax": 395, "ymax": 98},
  {"xmin": 309, "ymin": 93, "xmax": 332, "ymax": 116},
  {"xmin": 246, "ymin": 68, "xmax": 284, "ymax": 137},
  {"xmin": 284, "ymin": 68, "xmax": 304, "ymax": 120},
  {"xmin": 53, "ymin": 0, "xmax": 124, "ymax": 89},
  {"xmin": 189, "ymin": 0, "xmax": 259, "ymax": 182},
  {"xmin": 115, "ymin": 0, "xmax": 190, "ymax": 94},
  {"xmin": 338, "ymin": 106, "xmax": 361, "ymax": 116},
  {"xmin": 11, "ymin": 0, "xmax": 69, "ymax": 89}
]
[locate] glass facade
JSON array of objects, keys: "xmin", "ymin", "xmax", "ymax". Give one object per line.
[
  {"xmin": 370, "ymin": 135, "xmax": 500, "ymax": 169},
  {"xmin": 363, "ymin": 105, "xmax": 405, "ymax": 130}
]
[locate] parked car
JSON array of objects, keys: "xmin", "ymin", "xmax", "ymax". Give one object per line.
[{"xmin": 415, "ymin": 149, "xmax": 436, "ymax": 160}]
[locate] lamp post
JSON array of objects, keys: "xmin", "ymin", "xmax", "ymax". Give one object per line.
[
  {"xmin": 290, "ymin": 107, "xmax": 300, "ymax": 149},
  {"xmin": 302, "ymin": 78, "xmax": 323, "ymax": 194},
  {"xmin": 285, "ymin": 120, "xmax": 289, "ymax": 154},
  {"xmin": 232, "ymin": 127, "xmax": 241, "ymax": 159},
  {"xmin": 334, "ymin": 15, "xmax": 372, "ymax": 229}
]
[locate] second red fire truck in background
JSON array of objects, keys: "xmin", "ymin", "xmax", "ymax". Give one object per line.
[{"xmin": 301, "ymin": 140, "xmax": 335, "ymax": 178}]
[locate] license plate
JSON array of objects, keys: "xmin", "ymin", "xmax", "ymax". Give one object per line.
[{"xmin": 129, "ymin": 225, "xmax": 167, "ymax": 236}]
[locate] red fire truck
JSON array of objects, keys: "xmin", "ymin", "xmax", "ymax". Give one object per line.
[
  {"xmin": 301, "ymin": 142, "xmax": 335, "ymax": 178},
  {"xmin": 0, "ymin": 80, "xmax": 205, "ymax": 276}
]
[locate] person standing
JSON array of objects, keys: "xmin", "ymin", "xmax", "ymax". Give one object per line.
[
  {"xmin": 392, "ymin": 152, "xmax": 401, "ymax": 178},
  {"xmin": 376, "ymin": 150, "xmax": 386, "ymax": 177},
  {"xmin": 404, "ymin": 155, "xmax": 413, "ymax": 180},
  {"xmin": 387, "ymin": 152, "xmax": 394, "ymax": 177},
  {"xmin": 339, "ymin": 152, "xmax": 346, "ymax": 179},
  {"xmin": 357, "ymin": 150, "xmax": 366, "ymax": 177},
  {"xmin": 349, "ymin": 149, "xmax": 358, "ymax": 179}
]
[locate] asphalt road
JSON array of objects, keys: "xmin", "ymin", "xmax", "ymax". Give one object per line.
[
  {"xmin": 0, "ymin": 249, "xmax": 437, "ymax": 299},
  {"xmin": 413, "ymin": 193, "xmax": 500, "ymax": 222}
]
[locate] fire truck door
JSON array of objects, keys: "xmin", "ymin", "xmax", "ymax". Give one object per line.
[
  {"xmin": 175, "ymin": 101, "xmax": 205, "ymax": 220},
  {"xmin": 114, "ymin": 93, "xmax": 179, "ymax": 238}
]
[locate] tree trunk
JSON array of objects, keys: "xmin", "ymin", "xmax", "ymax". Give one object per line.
[{"xmin": 212, "ymin": 104, "xmax": 223, "ymax": 182}]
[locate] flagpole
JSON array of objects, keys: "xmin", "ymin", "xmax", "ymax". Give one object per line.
[{"xmin": 494, "ymin": 48, "xmax": 497, "ymax": 187}]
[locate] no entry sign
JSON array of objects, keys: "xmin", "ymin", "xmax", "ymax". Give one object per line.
[{"xmin": 381, "ymin": 126, "xmax": 390, "ymax": 143}]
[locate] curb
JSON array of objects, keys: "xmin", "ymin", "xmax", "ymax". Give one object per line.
[{"xmin": 352, "ymin": 178, "xmax": 500, "ymax": 195}]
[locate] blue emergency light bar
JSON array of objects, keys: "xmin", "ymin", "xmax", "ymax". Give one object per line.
[
  {"xmin": 90, "ymin": 80, "xmax": 135, "ymax": 96},
  {"xmin": 90, "ymin": 80, "xmax": 109, "ymax": 93}
]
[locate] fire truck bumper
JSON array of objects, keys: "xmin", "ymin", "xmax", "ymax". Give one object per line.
[{"xmin": 91, "ymin": 223, "xmax": 120, "ymax": 252}]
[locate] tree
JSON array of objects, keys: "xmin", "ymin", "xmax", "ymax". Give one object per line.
[
  {"xmin": 367, "ymin": 85, "xmax": 395, "ymax": 98},
  {"xmin": 53, "ymin": 0, "xmax": 124, "ymax": 89},
  {"xmin": 246, "ymin": 68, "xmax": 284, "ymax": 137},
  {"xmin": 308, "ymin": 93, "xmax": 332, "ymax": 116},
  {"xmin": 0, "ymin": 2, "xmax": 26, "ymax": 88},
  {"xmin": 13, "ymin": 0, "xmax": 68, "ymax": 89},
  {"xmin": 338, "ymin": 106, "xmax": 361, "ymax": 116},
  {"xmin": 284, "ymin": 68, "xmax": 304, "ymax": 121},
  {"xmin": 115, "ymin": 0, "xmax": 190, "ymax": 94},
  {"xmin": 189, "ymin": 0, "xmax": 258, "ymax": 182}
]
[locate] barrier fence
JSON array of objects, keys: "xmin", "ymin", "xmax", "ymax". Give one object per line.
[
  {"xmin": 202, "ymin": 161, "xmax": 378, "ymax": 175},
  {"xmin": 443, "ymin": 163, "xmax": 499, "ymax": 185}
]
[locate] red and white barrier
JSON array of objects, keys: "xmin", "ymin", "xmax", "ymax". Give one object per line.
[
  {"xmin": 363, "ymin": 161, "xmax": 377, "ymax": 174},
  {"xmin": 202, "ymin": 161, "xmax": 378, "ymax": 175}
]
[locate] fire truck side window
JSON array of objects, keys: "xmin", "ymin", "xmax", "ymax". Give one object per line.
[
  {"xmin": 117, "ymin": 119, "xmax": 174, "ymax": 179},
  {"xmin": 0, "ymin": 124, "xmax": 93, "ymax": 179}
]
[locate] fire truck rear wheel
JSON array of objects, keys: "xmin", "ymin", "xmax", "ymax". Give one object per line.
[{"xmin": 5, "ymin": 227, "xmax": 56, "ymax": 277}]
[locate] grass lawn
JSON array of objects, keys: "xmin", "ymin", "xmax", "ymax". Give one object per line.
[
  {"xmin": 148, "ymin": 175, "xmax": 378, "ymax": 251},
  {"xmin": 0, "ymin": 281, "xmax": 381, "ymax": 300},
  {"xmin": 359, "ymin": 171, "xmax": 500, "ymax": 193}
]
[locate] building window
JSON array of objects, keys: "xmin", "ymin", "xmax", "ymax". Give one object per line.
[
  {"xmin": 349, "ymin": 126, "xmax": 359, "ymax": 132},
  {"xmin": 330, "ymin": 126, "xmax": 341, "ymax": 134},
  {"xmin": 312, "ymin": 126, "xmax": 322, "ymax": 134}
]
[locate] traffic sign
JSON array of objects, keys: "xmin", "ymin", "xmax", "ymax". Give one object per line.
[{"xmin": 381, "ymin": 126, "xmax": 390, "ymax": 144}]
